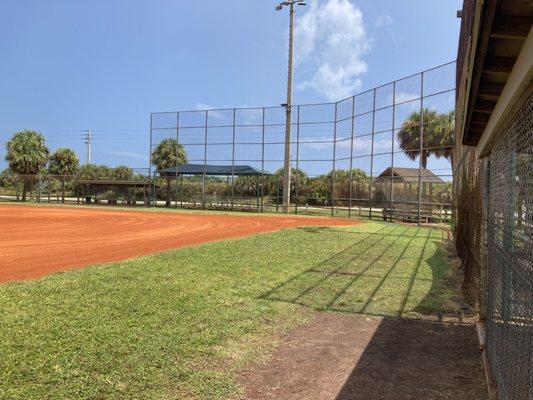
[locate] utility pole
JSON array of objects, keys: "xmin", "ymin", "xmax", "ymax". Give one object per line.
[
  {"xmin": 276, "ymin": 1, "xmax": 306, "ymax": 213},
  {"xmin": 82, "ymin": 129, "xmax": 92, "ymax": 164}
]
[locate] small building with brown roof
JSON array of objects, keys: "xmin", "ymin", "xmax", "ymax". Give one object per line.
[{"xmin": 374, "ymin": 167, "xmax": 445, "ymax": 184}]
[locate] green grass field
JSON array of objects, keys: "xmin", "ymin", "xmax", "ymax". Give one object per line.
[{"xmin": 0, "ymin": 220, "xmax": 458, "ymax": 400}]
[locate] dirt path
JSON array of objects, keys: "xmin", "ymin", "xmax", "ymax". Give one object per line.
[
  {"xmin": 242, "ymin": 312, "xmax": 485, "ymax": 400},
  {"xmin": 0, "ymin": 205, "xmax": 360, "ymax": 283}
]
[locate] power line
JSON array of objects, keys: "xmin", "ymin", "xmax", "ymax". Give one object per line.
[{"xmin": 82, "ymin": 129, "xmax": 93, "ymax": 164}]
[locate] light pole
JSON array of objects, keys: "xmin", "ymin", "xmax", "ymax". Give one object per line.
[{"xmin": 276, "ymin": 1, "xmax": 306, "ymax": 213}]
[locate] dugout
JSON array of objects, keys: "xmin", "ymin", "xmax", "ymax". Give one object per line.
[
  {"xmin": 77, "ymin": 179, "xmax": 153, "ymax": 206},
  {"xmin": 158, "ymin": 163, "xmax": 272, "ymax": 210}
]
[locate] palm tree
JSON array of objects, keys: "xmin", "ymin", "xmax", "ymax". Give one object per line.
[
  {"xmin": 273, "ymin": 167, "xmax": 308, "ymax": 201},
  {"xmin": 397, "ymin": 109, "xmax": 454, "ymax": 168},
  {"xmin": 78, "ymin": 164, "xmax": 112, "ymax": 180},
  {"xmin": 151, "ymin": 138, "xmax": 187, "ymax": 207},
  {"xmin": 5, "ymin": 130, "xmax": 49, "ymax": 201},
  {"xmin": 432, "ymin": 111, "xmax": 455, "ymax": 164},
  {"xmin": 327, "ymin": 168, "xmax": 369, "ymax": 202},
  {"xmin": 234, "ymin": 175, "xmax": 259, "ymax": 197},
  {"xmin": 112, "ymin": 165, "xmax": 134, "ymax": 180},
  {"xmin": 48, "ymin": 148, "xmax": 79, "ymax": 203}
]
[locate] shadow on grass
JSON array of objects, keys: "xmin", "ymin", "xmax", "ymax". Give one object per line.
[
  {"xmin": 254, "ymin": 224, "xmax": 485, "ymax": 399},
  {"xmin": 260, "ymin": 224, "xmax": 462, "ymax": 321}
]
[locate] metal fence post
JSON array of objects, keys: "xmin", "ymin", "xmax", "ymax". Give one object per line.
[
  {"xmin": 348, "ymin": 95, "xmax": 355, "ymax": 218},
  {"xmin": 331, "ymin": 102, "xmax": 338, "ymax": 216},
  {"xmin": 261, "ymin": 108, "xmax": 265, "ymax": 213},
  {"xmin": 202, "ymin": 110, "xmax": 208, "ymax": 209},
  {"xmin": 149, "ymin": 113, "xmax": 153, "ymax": 207},
  {"xmin": 152, "ymin": 171, "xmax": 157, "ymax": 206},
  {"xmin": 38, "ymin": 174, "xmax": 42, "ymax": 203},
  {"xmin": 276, "ymin": 176, "xmax": 280, "ymax": 212},
  {"xmin": 417, "ymin": 72, "xmax": 424, "ymax": 226},
  {"xmin": 256, "ymin": 175, "xmax": 260, "ymax": 211},
  {"xmin": 180, "ymin": 175, "xmax": 184, "ymax": 207},
  {"xmin": 231, "ymin": 108, "xmax": 236, "ymax": 211},
  {"xmin": 369, "ymin": 88, "xmax": 377, "ymax": 220},
  {"xmin": 389, "ymin": 81, "xmax": 396, "ymax": 221},
  {"xmin": 295, "ymin": 105, "xmax": 300, "ymax": 214},
  {"xmin": 175, "ymin": 112, "xmax": 180, "ymax": 208}
]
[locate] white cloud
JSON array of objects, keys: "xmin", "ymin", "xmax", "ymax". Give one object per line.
[
  {"xmin": 301, "ymin": 137, "xmax": 391, "ymax": 152},
  {"xmin": 194, "ymin": 102, "xmax": 215, "ymax": 110},
  {"xmin": 295, "ymin": 0, "xmax": 370, "ymax": 101},
  {"xmin": 108, "ymin": 151, "xmax": 147, "ymax": 161},
  {"xmin": 194, "ymin": 103, "xmax": 224, "ymax": 119},
  {"xmin": 298, "ymin": 139, "xmax": 333, "ymax": 151},
  {"xmin": 375, "ymin": 14, "xmax": 393, "ymax": 28},
  {"xmin": 355, "ymin": 138, "xmax": 391, "ymax": 152},
  {"xmin": 393, "ymin": 92, "xmax": 419, "ymax": 106}
]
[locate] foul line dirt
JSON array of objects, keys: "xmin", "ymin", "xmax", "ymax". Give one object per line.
[{"xmin": 0, "ymin": 205, "xmax": 361, "ymax": 283}]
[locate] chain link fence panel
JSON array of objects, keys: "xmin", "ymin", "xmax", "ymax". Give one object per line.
[
  {"xmin": 484, "ymin": 93, "xmax": 532, "ymax": 400},
  {"xmin": 149, "ymin": 62, "xmax": 456, "ymax": 223},
  {"xmin": 454, "ymin": 91, "xmax": 532, "ymax": 399}
]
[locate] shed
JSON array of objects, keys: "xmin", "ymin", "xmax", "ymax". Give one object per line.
[{"xmin": 374, "ymin": 167, "xmax": 445, "ymax": 183}]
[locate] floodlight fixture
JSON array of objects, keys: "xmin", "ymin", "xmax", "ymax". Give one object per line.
[{"xmin": 276, "ymin": 1, "xmax": 306, "ymax": 11}]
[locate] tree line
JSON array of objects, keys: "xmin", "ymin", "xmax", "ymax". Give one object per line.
[
  {"xmin": 1, "ymin": 130, "xmax": 140, "ymax": 202},
  {"xmin": 2, "ymin": 109, "xmax": 454, "ymax": 206}
]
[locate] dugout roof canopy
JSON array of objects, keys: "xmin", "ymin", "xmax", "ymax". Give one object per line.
[
  {"xmin": 159, "ymin": 163, "xmax": 272, "ymax": 177},
  {"xmin": 77, "ymin": 179, "xmax": 152, "ymax": 187}
]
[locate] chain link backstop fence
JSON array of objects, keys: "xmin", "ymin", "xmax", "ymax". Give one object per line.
[
  {"xmin": 484, "ymin": 93, "xmax": 532, "ymax": 400},
  {"xmin": 455, "ymin": 92, "xmax": 532, "ymax": 400},
  {"xmin": 453, "ymin": 145, "xmax": 484, "ymax": 308},
  {"xmin": 149, "ymin": 62, "xmax": 455, "ymax": 223}
]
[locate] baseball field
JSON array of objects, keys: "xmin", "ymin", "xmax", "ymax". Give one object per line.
[
  {"xmin": 0, "ymin": 204, "xmax": 484, "ymax": 399},
  {"xmin": 0, "ymin": 205, "xmax": 357, "ymax": 283}
]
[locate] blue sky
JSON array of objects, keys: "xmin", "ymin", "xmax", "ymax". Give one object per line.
[{"xmin": 0, "ymin": 0, "xmax": 461, "ymax": 175}]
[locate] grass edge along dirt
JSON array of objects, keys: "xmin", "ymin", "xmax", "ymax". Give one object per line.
[
  {"xmin": 0, "ymin": 201, "xmax": 454, "ymax": 229},
  {"xmin": 0, "ymin": 221, "xmax": 458, "ymax": 399}
]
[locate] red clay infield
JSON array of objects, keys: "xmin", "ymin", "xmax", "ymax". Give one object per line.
[{"xmin": 0, "ymin": 205, "xmax": 360, "ymax": 283}]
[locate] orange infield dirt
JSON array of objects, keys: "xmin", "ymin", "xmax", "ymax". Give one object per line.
[{"xmin": 0, "ymin": 205, "xmax": 361, "ymax": 283}]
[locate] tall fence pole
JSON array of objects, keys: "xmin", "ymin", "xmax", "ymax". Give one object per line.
[
  {"xmin": 261, "ymin": 108, "xmax": 265, "ymax": 213},
  {"xmin": 231, "ymin": 108, "xmax": 236, "ymax": 211},
  {"xmin": 389, "ymin": 81, "xmax": 396, "ymax": 220},
  {"xmin": 348, "ymin": 95, "xmax": 355, "ymax": 218},
  {"xmin": 180, "ymin": 175, "xmax": 184, "ymax": 207},
  {"xmin": 202, "ymin": 110, "xmax": 208, "ymax": 209},
  {"xmin": 276, "ymin": 177, "xmax": 280, "ymax": 212},
  {"xmin": 331, "ymin": 102, "xmax": 338, "ymax": 216},
  {"xmin": 295, "ymin": 105, "xmax": 300, "ymax": 214},
  {"xmin": 417, "ymin": 72, "xmax": 424, "ymax": 226},
  {"xmin": 175, "ymin": 112, "xmax": 180, "ymax": 208},
  {"xmin": 152, "ymin": 171, "xmax": 157, "ymax": 206},
  {"xmin": 369, "ymin": 89, "xmax": 377, "ymax": 220},
  {"xmin": 149, "ymin": 113, "xmax": 153, "ymax": 206}
]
